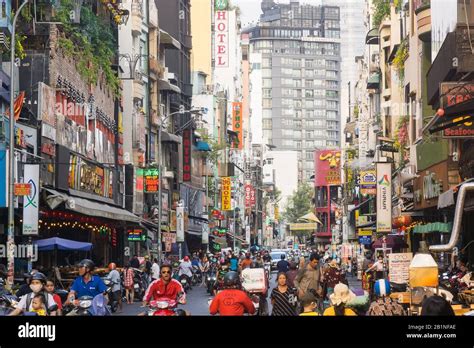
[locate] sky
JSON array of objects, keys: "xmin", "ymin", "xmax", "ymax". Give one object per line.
[{"xmin": 233, "ymin": 0, "xmax": 325, "ymax": 28}]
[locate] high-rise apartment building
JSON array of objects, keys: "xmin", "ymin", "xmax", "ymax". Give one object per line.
[{"xmin": 245, "ymin": 0, "xmax": 342, "ymax": 182}]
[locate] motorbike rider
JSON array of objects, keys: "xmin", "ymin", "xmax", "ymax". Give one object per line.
[
  {"xmin": 209, "ymin": 271, "xmax": 256, "ymax": 316},
  {"xmin": 254, "ymin": 253, "xmax": 264, "ymax": 268},
  {"xmin": 142, "ymin": 264, "xmax": 186, "ymax": 307},
  {"xmin": 15, "ymin": 270, "xmax": 38, "ymax": 297},
  {"xmin": 178, "ymin": 256, "xmax": 194, "ymax": 290},
  {"xmin": 240, "ymin": 252, "xmax": 253, "ymax": 270},
  {"xmin": 65, "ymin": 259, "xmax": 107, "ymax": 312},
  {"xmin": 106, "ymin": 263, "xmax": 123, "ymax": 313},
  {"xmin": 9, "ymin": 272, "xmax": 57, "ymax": 316}
]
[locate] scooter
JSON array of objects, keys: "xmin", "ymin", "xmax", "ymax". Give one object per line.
[
  {"xmin": 179, "ymin": 274, "xmax": 192, "ymax": 291},
  {"xmin": 63, "ymin": 294, "xmax": 111, "ymax": 316},
  {"xmin": 0, "ymin": 293, "xmax": 19, "ymax": 316},
  {"xmin": 147, "ymin": 299, "xmax": 187, "ymax": 316},
  {"xmin": 206, "ymin": 269, "xmax": 217, "ymax": 295},
  {"xmin": 102, "ymin": 278, "xmax": 118, "ymax": 313}
]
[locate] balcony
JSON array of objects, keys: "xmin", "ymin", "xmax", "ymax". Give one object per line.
[
  {"xmin": 131, "ymin": 5, "xmax": 142, "ymax": 37},
  {"xmin": 415, "ymin": 0, "xmax": 431, "ymax": 42}
]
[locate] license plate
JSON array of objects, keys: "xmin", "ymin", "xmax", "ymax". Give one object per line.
[{"xmin": 134, "ymin": 284, "xmax": 139, "ymax": 289}]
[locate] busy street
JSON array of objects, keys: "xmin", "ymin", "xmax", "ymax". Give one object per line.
[{"xmin": 0, "ymin": 0, "xmax": 473, "ymax": 325}]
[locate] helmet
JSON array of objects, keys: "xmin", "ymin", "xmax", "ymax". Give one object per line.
[
  {"xmin": 108, "ymin": 263, "xmax": 116, "ymax": 270},
  {"xmin": 78, "ymin": 259, "xmax": 95, "ymax": 271},
  {"xmin": 31, "ymin": 272, "xmax": 47, "ymax": 284},
  {"xmin": 223, "ymin": 271, "xmax": 239, "ymax": 287},
  {"xmin": 374, "ymin": 279, "xmax": 391, "ymax": 297},
  {"xmin": 184, "ymin": 256, "xmax": 190, "ymax": 262}
]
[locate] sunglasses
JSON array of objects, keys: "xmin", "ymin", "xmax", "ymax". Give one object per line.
[{"xmin": 161, "ymin": 271, "xmax": 171, "ymax": 274}]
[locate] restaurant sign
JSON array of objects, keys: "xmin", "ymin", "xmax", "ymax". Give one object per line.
[
  {"xmin": 360, "ymin": 170, "xmax": 377, "ymax": 195},
  {"xmin": 440, "ymin": 82, "xmax": 474, "ymax": 138},
  {"xmin": 183, "ymin": 129, "xmax": 192, "ymax": 181},
  {"xmin": 144, "ymin": 168, "xmax": 159, "ymax": 193},
  {"xmin": 127, "ymin": 228, "xmax": 145, "ymax": 242}
]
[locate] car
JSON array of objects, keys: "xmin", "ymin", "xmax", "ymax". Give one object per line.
[{"xmin": 270, "ymin": 251, "xmax": 287, "ymax": 271}]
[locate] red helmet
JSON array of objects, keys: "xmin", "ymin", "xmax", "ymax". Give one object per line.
[{"xmin": 184, "ymin": 256, "xmax": 190, "ymax": 262}]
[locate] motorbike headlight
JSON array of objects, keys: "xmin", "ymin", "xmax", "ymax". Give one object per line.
[
  {"xmin": 79, "ymin": 300, "xmax": 92, "ymax": 309},
  {"xmin": 181, "ymin": 279, "xmax": 187, "ymax": 283}
]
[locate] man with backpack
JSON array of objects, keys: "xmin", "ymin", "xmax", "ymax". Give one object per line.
[
  {"xmin": 294, "ymin": 253, "xmax": 324, "ymax": 313},
  {"xmin": 9, "ymin": 272, "xmax": 58, "ymax": 316}
]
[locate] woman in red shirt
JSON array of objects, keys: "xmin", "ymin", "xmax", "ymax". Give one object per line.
[
  {"xmin": 45, "ymin": 280, "xmax": 63, "ymax": 316},
  {"xmin": 123, "ymin": 263, "xmax": 135, "ymax": 304}
]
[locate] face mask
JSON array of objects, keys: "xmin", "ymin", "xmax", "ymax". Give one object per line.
[{"xmin": 30, "ymin": 284, "xmax": 42, "ymax": 293}]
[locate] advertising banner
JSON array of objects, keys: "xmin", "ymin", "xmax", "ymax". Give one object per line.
[
  {"xmin": 144, "ymin": 167, "xmax": 159, "ymax": 193},
  {"xmin": 360, "ymin": 170, "xmax": 377, "ymax": 195},
  {"xmin": 176, "ymin": 206, "xmax": 184, "ymax": 242},
  {"xmin": 388, "ymin": 253, "xmax": 413, "ymax": 284},
  {"xmin": 244, "ymin": 184, "xmax": 251, "ymax": 207},
  {"xmin": 376, "ymin": 163, "xmax": 392, "ymax": 233},
  {"xmin": 315, "ymin": 150, "xmax": 341, "ymax": 186},
  {"xmin": 37, "ymin": 82, "xmax": 57, "ymax": 126},
  {"xmin": 0, "ymin": 149, "xmax": 8, "ymax": 207},
  {"xmin": 359, "ymin": 236, "xmax": 372, "ymax": 245},
  {"xmin": 183, "ymin": 129, "xmax": 192, "ymax": 181},
  {"xmin": 221, "ymin": 177, "xmax": 232, "ymax": 210},
  {"xmin": 202, "ymin": 214, "xmax": 209, "ymax": 244},
  {"xmin": 214, "ymin": 10, "xmax": 229, "ymax": 67},
  {"xmin": 22, "ymin": 164, "xmax": 40, "ymax": 235},
  {"xmin": 245, "ymin": 225, "xmax": 251, "ymax": 244},
  {"xmin": 250, "ymin": 186, "xmax": 256, "ymax": 206},
  {"xmin": 232, "ymin": 102, "xmax": 243, "ymax": 149}
]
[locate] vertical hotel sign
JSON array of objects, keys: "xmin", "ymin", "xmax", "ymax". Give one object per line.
[
  {"xmin": 23, "ymin": 164, "xmax": 40, "ymax": 235},
  {"xmin": 183, "ymin": 129, "xmax": 192, "ymax": 182},
  {"xmin": 221, "ymin": 177, "xmax": 232, "ymax": 211},
  {"xmin": 215, "ymin": 5, "xmax": 229, "ymax": 67},
  {"xmin": 376, "ymin": 163, "xmax": 392, "ymax": 233},
  {"xmin": 232, "ymin": 102, "xmax": 243, "ymax": 149}
]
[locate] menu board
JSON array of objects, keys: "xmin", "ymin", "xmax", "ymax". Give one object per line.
[{"xmin": 389, "ymin": 253, "xmax": 413, "ymax": 284}]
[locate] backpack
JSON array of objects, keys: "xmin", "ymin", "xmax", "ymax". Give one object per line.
[{"xmin": 25, "ymin": 291, "xmax": 50, "ymax": 315}]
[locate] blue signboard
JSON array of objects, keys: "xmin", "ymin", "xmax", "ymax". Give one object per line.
[
  {"xmin": 359, "ymin": 236, "xmax": 372, "ymax": 245},
  {"xmin": 0, "ymin": 147, "xmax": 7, "ymax": 207}
]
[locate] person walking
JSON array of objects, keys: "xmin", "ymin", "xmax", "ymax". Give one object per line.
[
  {"xmin": 294, "ymin": 253, "xmax": 323, "ymax": 313},
  {"xmin": 286, "ymin": 262, "xmax": 299, "ymax": 289},
  {"xmin": 276, "ymin": 254, "xmax": 290, "ymax": 274},
  {"xmin": 323, "ymin": 259, "xmax": 345, "ymax": 299},
  {"xmin": 323, "ymin": 283, "xmax": 357, "ymax": 316},
  {"xmin": 270, "ymin": 272, "xmax": 298, "ymax": 316},
  {"xmin": 123, "ymin": 263, "xmax": 135, "ymax": 304},
  {"xmin": 130, "ymin": 255, "xmax": 140, "ymax": 269},
  {"xmin": 200, "ymin": 255, "xmax": 210, "ymax": 286},
  {"xmin": 366, "ymin": 254, "xmax": 386, "ymax": 280},
  {"xmin": 367, "ymin": 279, "xmax": 406, "ymax": 316}
]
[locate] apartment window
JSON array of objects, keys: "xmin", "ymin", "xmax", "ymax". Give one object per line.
[
  {"xmin": 252, "ymin": 63, "xmax": 261, "ymax": 69},
  {"xmin": 263, "ymin": 109, "xmax": 272, "ymax": 118},
  {"xmin": 306, "ymin": 110, "xmax": 314, "ymax": 118},
  {"xmin": 327, "ymin": 101, "xmax": 338, "ymax": 109},
  {"xmin": 282, "ymin": 99, "xmax": 293, "ymax": 107},
  {"xmin": 314, "ymin": 80, "xmax": 325, "ymax": 87},
  {"xmin": 282, "ymin": 129, "xmax": 294, "ymax": 137},
  {"xmin": 328, "ymin": 131, "xmax": 338, "ymax": 139},
  {"xmin": 263, "ymin": 130, "xmax": 272, "ymax": 140},
  {"xmin": 282, "ymin": 108, "xmax": 293, "ymax": 116},
  {"xmin": 305, "ymin": 80, "xmax": 313, "ymax": 88},
  {"xmin": 327, "ymin": 140, "xmax": 338, "ymax": 146},
  {"xmin": 294, "ymin": 79, "xmax": 302, "ymax": 87},
  {"xmin": 305, "ymin": 90, "xmax": 314, "ymax": 98},
  {"xmin": 325, "ymin": 30, "xmax": 340, "ymax": 39},
  {"xmin": 315, "ymin": 140, "xmax": 326, "ymax": 147},
  {"xmin": 326, "ymin": 80, "xmax": 338, "ymax": 88},
  {"xmin": 314, "ymin": 119, "xmax": 325, "ymax": 127},
  {"xmin": 326, "ymin": 70, "xmax": 337, "ymax": 78},
  {"xmin": 263, "ymin": 99, "xmax": 272, "ymax": 108},
  {"xmin": 295, "ymin": 110, "xmax": 302, "ymax": 119},
  {"xmin": 306, "ymin": 131, "xmax": 314, "ymax": 138},
  {"xmin": 314, "ymin": 130, "xmax": 324, "ymax": 136},
  {"xmin": 305, "ymin": 160, "xmax": 314, "ymax": 169},
  {"xmin": 327, "ymin": 121, "xmax": 338, "ymax": 130},
  {"xmin": 263, "ymin": 79, "xmax": 272, "ymax": 87},
  {"xmin": 283, "ymin": 119, "xmax": 294, "ymax": 126},
  {"xmin": 262, "ymin": 69, "xmax": 272, "ymax": 78},
  {"xmin": 305, "ymin": 60, "xmax": 313, "ymax": 68},
  {"xmin": 294, "ymin": 130, "xmax": 302, "ymax": 138},
  {"xmin": 295, "ymin": 120, "xmax": 302, "ymax": 128},
  {"xmin": 326, "ymin": 60, "xmax": 337, "ymax": 69},
  {"xmin": 314, "ymin": 99, "xmax": 325, "ymax": 108},
  {"xmin": 263, "ymin": 89, "xmax": 272, "ymax": 98},
  {"xmin": 305, "ymin": 100, "xmax": 314, "ymax": 108},
  {"xmin": 263, "ymin": 119, "xmax": 272, "ymax": 129},
  {"xmin": 327, "ymin": 111, "xmax": 337, "ymax": 119},
  {"xmin": 305, "ymin": 70, "xmax": 314, "ymax": 78},
  {"xmin": 295, "ymin": 100, "xmax": 302, "ymax": 109},
  {"xmin": 296, "ymin": 141, "xmax": 302, "ymax": 149},
  {"xmin": 262, "ymin": 57, "xmax": 272, "ymax": 66},
  {"xmin": 306, "ymin": 152, "xmax": 313, "ymax": 160},
  {"xmin": 315, "ymin": 110, "xmax": 325, "ymax": 117},
  {"xmin": 326, "ymin": 91, "xmax": 338, "ymax": 98},
  {"xmin": 282, "ymin": 139, "xmax": 294, "ymax": 147},
  {"xmin": 315, "ymin": 89, "xmax": 325, "ymax": 97}
]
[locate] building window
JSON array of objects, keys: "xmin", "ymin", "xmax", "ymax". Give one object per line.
[
  {"xmin": 326, "ymin": 90, "xmax": 338, "ymax": 98},
  {"xmin": 305, "ymin": 80, "xmax": 313, "ymax": 88},
  {"xmin": 263, "ymin": 99, "xmax": 272, "ymax": 108},
  {"xmin": 315, "ymin": 140, "xmax": 326, "ymax": 147},
  {"xmin": 263, "ymin": 79, "xmax": 272, "ymax": 88},
  {"xmin": 305, "ymin": 90, "xmax": 314, "ymax": 98},
  {"xmin": 263, "ymin": 89, "xmax": 272, "ymax": 98},
  {"xmin": 326, "ymin": 70, "xmax": 337, "ymax": 78},
  {"xmin": 262, "ymin": 69, "xmax": 272, "ymax": 78},
  {"xmin": 296, "ymin": 141, "xmax": 302, "ymax": 149},
  {"xmin": 327, "ymin": 101, "xmax": 338, "ymax": 109},
  {"xmin": 263, "ymin": 119, "xmax": 272, "ymax": 129},
  {"xmin": 327, "ymin": 111, "xmax": 337, "ymax": 119},
  {"xmin": 282, "ymin": 139, "xmax": 294, "ymax": 147},
  {"xmin": 305, "ymin": 110, "xmax": 314, "ymax": 118}
]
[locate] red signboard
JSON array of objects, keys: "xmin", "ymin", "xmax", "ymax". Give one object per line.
[
  {"xmin": 315, "ymin": 150, "xmax": 341, "ymax": 186},
  {"xmin": 14, "ymin": 183, "xmax": 31, "ymax": 196},
  {"xmin": 183, "ymin": 129, "xmax": 192, "ymax": 181},
  {"xmin": 245, "ymin": 184, "xmax": 252, "ymax": 207},
  {"xmin": 250, "ymin": 186, "xmax": 256, "ymax": 206}
]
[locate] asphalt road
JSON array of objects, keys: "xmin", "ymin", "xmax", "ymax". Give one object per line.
[{"xmin": 115, "ymin": 271, "xmax": 361, "ymax": 316}]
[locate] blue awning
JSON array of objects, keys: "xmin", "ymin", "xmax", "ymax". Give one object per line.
[
  {"xmin": 34, "ymin": 237, "xmax": 93, "ymax": 251},
  {"xmin": 196, "ymin": 141, "xmax": 211, "ymax": 152}
]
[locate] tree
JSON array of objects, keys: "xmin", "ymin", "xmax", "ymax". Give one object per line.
[{"xmin": 283, "ymin": 182, "xmax": 313, "ymax": 223}]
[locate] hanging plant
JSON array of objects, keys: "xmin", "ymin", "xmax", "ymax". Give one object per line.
[
  {"xmin": 394, "ymin": 116, "xmax": 410, "ymax": 166},
  {"xmin": 372, "ymin": 0, "xmax": 390, "ymax": 27},
  {"xmin": 393, "ymin": 39, "xmax": 409, "ymax": 86}
]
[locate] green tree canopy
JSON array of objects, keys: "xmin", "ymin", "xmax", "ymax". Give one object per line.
[{"xmin": 283, "ymin": 182, "xmax": 313, "ymax": 223}]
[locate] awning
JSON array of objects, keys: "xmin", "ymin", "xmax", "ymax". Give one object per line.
[
  {"xmin": 196, "ymin": 141, "xmax": 211, "ymax": 152},
  {"xmin": 159, "ymin": 29, "xmax": 181, "ymax": 50},
  {"xmin": 158, "ymin": 79, "xmax": 181, "ymax": 94},
  {"xmin": 365, "ymin": 27, "xmax": 380, "ymax": 45},
  {"xmin": 367, "ymin": 72, "xmax": 380, "ymax": 89},
  {"xmin": 298, "ymin": 212, "xmax": 322, "ymax": 224},
  {"xmin": 413, "ymin": 222, "xmax": 453, "ymax": 234},
  {"xmin": 44, "ymin": 189, "xmax": 140, "ymax": 222},
  {"xmin": 161, "ymin": 131, "xmax": 181, "ymax": 143},
  {"xmin": 34, "ymin": 237, "xmax": 92, "ymax": 252}
]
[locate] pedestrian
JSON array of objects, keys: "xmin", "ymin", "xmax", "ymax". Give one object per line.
[
  {"xmin": 366, "ymin": 254, "xmax": 386, "ymax": 280},
  {"xmin": 323, "ymin": 259, "xmax": 345, "ymax": 299},
  {"xmin": 270, "ymin": 272, "xmax": 298, "ymax": 316},
  {"xmin": 323, "ymin": 283, "xmax": 357, "ymax": 316},
  {"xmin": 240, "ymin": 252, "xmax": 253, "ymax": 270},
  {"xmin": 229, "ymin": 252, "xmax": 239, "ymax": 272},
  {"xmin": 45, "ymin": 280, "xmax": 63, "ymax": 316},
  {"xmin": 298, "ymin": 256, "xmax": 306, "ymax": 270},
  {"xmin": 299, "ymin": 292, "xmax": 319, "ymax": 316},
  {"xmin": 294, "ymin": 253, "xmax": 323, "ymax": 300},
  {"xmin": 130, "ymin": 254, "xmax": 140, "ymax": 269},
  {"xmin": 144, "ymin": 255, "xmax": 152, "ymax": 285},
  {"xmin": 420, "ymin": 295, "xmax": 455, "ymax": 316},
  {"xmin": 286, "ymin": 262, "xmax": 299, "ymax": 289},
  {"xmin": 163, "ymin": 255, "xmax": 172, "ymax": 266},
  {"xmin": 276, "ymin": 254, "xmax": 290, "ymax": 274},
  {"xmin": 200, "ymin": 255, "xmax": 210, "ymax": 286},
  {"xmin": 123, "ymin": 263, "xmax": 135, "ymax": 304},
  {"xmin": 151, "ymin": 258, "xmax": 160, "ymax": 281},
  {"xmin": 106, "ymin": 262, "xmax": 123, "ymax": 313},
  {"xmin": 367, "ymin": 279, "xmax": 406, "ymax": 316}
]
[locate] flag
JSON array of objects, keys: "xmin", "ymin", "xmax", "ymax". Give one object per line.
[{"xmin": 5, "ymin": 92, "xmax": 25, "ymax": 121}]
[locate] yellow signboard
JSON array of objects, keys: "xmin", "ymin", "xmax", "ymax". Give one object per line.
[
  {"xmin": 274, "ymin": 205, "xmax": 279, "ymax": 221},
  {"xmin": 289, "ymin": 223, "xmax": 317, "ymax": 231},
  {"xmin": 358, "ymin": 230, "xmax": 373, "ymax": 236},
  {"xmin": 221, "ymin": 177, "xmax": 232, "ymax": 211}
]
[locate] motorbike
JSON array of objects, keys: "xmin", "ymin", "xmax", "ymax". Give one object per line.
[
  {"xmin": 146, "ymin": 299, "xmax": 187, "ymax": 316},
  {"xmin": 132, "ymin": 268, "xmax": 147, "ymax": 300},
  {"xmin": 206, "ymin": 269, "xmax": 217, "ymax": 295},
  {"xmin": 263, "ymin": 262, "xmax": 272, "ymax": 282},
  {"xmin": 0, "ymin": 293, "xmax": 19, "ymax": 316},
  {"xmin": 192, "ymin": 265, "xmax": 202, "ymax": 286},
  {"xmin": 179, "ymin": 274, "xmax": 192, "ymax": 291},
  {"xmin": 102, "ymin": 278, "xmax": 118, "ymax": 313},
  {"xmin": 63, "ymin": 294, "xmax": 111, "ymax": 316}
]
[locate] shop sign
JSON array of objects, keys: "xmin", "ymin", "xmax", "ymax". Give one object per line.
[
  {"xmin": 245, "ymin": 225, "xmax": 251, "ymax": 244},
  {"xmin": 250, "ymin": 186, "xmax": 256, "ymax": 207},
  {"xmin": 170, "ymin": 210, "xmax": 176, "ymax": 231},
  {"xmin": 22, "ymin": 165, "xmax": 40, "ymax": 236},
  {"xmin": 360, "ymin": 170, "xmax": 377, "ymax": 195},
  {"xmin": 359, "ymin": 236, "xmax": 372, "ymax": 245},
  {"xmin": 388, "ymin": 253, "xmax": 413, "ymax": 284},
  {"xmin": 162, "ymin": 232, "xmax": 177, "ymax": 244},
  {"xmin": 358, "ymin": 230, "xmax": 372, "ymax": 236},
  {"xmin": 315, "ymin": 150, "xmax": 341, "ymax": 186},
  {"xmin": 440, "ymin": 83, "xmax": 474, "ymax": 108},
  {"xmin": 38, "ymin": 82, "xmax": 57, "ymax": 126},
  {"xmin": 357, "ymin": 215, "xmax": 368, "ymax": 226},
  {"xmin": 244, "ymin": 184, "xmax": 252, "ymax": 207},
  {"xmin": 69, "ymin": 154, "xmax": 113, "ymax": 199},
  {"xmin": 183, "ymin": 129, "xmax": 192, "ymax": 181},
  {"xmin": 0, "ymin": 0, "xmax": 12, "ymax": 34},
  {"xmin": 443, "ymin": 124, "xmax": 474, "ymax": 138},
  {"xmin": 215, "ymin": 0, "xmax": 228, "ymax": 10},
  {"xmin": 41, "ymin": 143, "xmax": 56, "ymax": 156},
  {"xmin": 215, "ymin": 10, "xmax": 229, "ymax": 67},
  {"xmin": 423, "ymin": 171, "xmax": 442, "ymax": 200},
  {"xmin": 232, "ymin": 102, "xmax": 243, "ymax": 149},
  {"xmin": 221, "ymin": 177, "xmax": 232, "ymax": 210},
  {"xmin": 127, "ymin": 228, "xmax": 145, "ymax": 242},
  {"xmin": 376, "ymin": 163, "xmax": 392, "ymax": 233},
  {"xmin": 15, "ymin": 127, "xmax": 26, "ymax": 148},
  {"xmin": 144, "ymin": 167, "xmax": 159, "ymax": 193},
  {"xmin": 14, "ymin": 184, "xmax": 31, "ymax": 196},
  {"xmin": 176, "ymin": 206, "xmax": 184, "ymax": 242}
]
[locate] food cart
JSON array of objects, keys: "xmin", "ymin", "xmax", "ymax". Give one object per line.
[{"xmin": 408, "ymin": 253, "xmax": 439, "ymax": 315}]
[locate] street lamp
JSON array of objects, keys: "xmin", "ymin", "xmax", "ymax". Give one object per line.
[
  {"xmin": 6, "ymin": 0, "xmax": 30, "ymax": 289},
  {"xmin": 157, "ymin": 107, "xmax": 202, "ymax": 262}
]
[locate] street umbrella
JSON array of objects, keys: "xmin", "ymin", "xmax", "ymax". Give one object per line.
[
  {"xmin": 298, "ymin": 212, "xmax": 322, "ymax": 224},
  {"xmin": 371, "ymin": 235, "xmax": 408, "ymax": 251}
]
